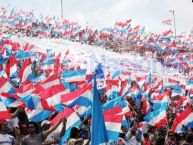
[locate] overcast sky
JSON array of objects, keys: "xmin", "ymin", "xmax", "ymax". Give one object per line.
[{"xmin": 0, "ymin": 0, "xmax": 193, "ymax": 34}]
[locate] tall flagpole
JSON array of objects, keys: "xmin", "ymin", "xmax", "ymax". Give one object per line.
[
  {"xmin": 169, "ymin": 10, "xmax": 176, "ymax": 39},
  {"xmin": 61, "ymin": 0, "xmax": 63, "ymax": 18}
]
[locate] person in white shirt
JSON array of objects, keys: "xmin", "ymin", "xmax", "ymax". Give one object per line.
[
  {"xmin": 41, "ymin": 120, "xmax": 62, "ymax": 145},
  {"xmin": 0, "ymin": 120, "xmax": 15, "ymax": 145},
  {"xmin": 128, "ymin": 129, "xmax": 141, "ymax": 145}
]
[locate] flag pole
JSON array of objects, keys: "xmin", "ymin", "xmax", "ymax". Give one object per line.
[
  {"xmin": 61, "ymin": 0, "xmax": 63, "ymax": 18},
  {"xmin": 169, "ymin": 10, "xmax": 176, "ymax": 39}
]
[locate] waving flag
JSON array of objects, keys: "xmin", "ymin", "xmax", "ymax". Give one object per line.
[
  {"xmin": 112, "ymin": 69, "xmax": 121, "ymax": 80},
  {"xmin": 16, "ymin": 81, "xmax": 34, "ymax": 99},
  {"xmin": 142, "ymin": 97, "xmax": 151, "ymax": 115},
  {"xmin": 176, "ymin": 96, "xmax": 189, "ymax": 111},
  {"xmin": 120, "ymin": 79, "xmax": 130, "ymax": 97},
  {"xmin": 152, "ymin": 90, "xmax": 170, "ymax": 110},
  {"xmin": 105, "ymin": 80, "xmax": 119, "ymax": 99},
  {"xmin": 103, "ymin": 97, "xmax": 132, "ymax": 117},
  {"xmin": 39, "ymin": 73, "xmax": 60, "ymax": 89},
  {"xmin": 162, "ymin": 30, "xmax": 172, "ymax": 37},
  {"xmin": 95, "ymin": 63, "xmax": 106, "ymax": 93},
  {"xmin": 61, "ymin": 69, "xmax": 86, "ymax": 82},
  {"xmin": 25, "ymin": 108, "xmax": 52, "ymax": 122},
  {"xmin": 136, "ymin": 75, "xmax": 147, "ymax": 88},
  {"xmin": 6, "ymin": 55, "xmax": 18, "ymax": 78},
  {"xmin": 15, "ymin": 50, "xmax": 30, "ymax": 59},
  {"xmin": 0, "ymin": 97, "xmax": 11, "ymax": 120},
  {"xmin": 61, "ymin": 83, "xmax": 92, "ymax": 107},
  {"xmin": 21, "ymin": 85, "xmax": 53, "ymax": 111},
  {"xmin": 186, "ymin": 79, "xmax": 193, "ymax": 90},
  {"xmin": 154, "ymin": 80, "xmax": 164, "ymax": 93},
  {"xmin": 59, "ymin": 108, "xmax": 82, "ymax": 145},
  {"xmin": 1, "ymin": 92, "xmax": 24, "ymax": 108},
  {"xmin": 143, "ymin": 83, "xmax": 151, "ymax": 100},
  {"xmin": 92, "ymin": 75, "xmax": 108, "ymax": 145},
  {"xmin": 73, "ymin": 105, "xmax": 90, "ymax": 117},
  {"xmin": 144, "ymin": 108, "xmax": 167, "ymax": 128},
  {"xmin": 162, "ymin": 19, "xmax": 172, "ymax": 25},
  {"xmin": 103, "ymin": 106, "xmax": 123, "ymax": 142},
  {"xmin": 41, "ymin": 84, "xmax": 65, "ymax": 112},
  {"xmin": 19, "ymin": 58, "xmax": 32, "ymax": 82},
  {"xmin": 9, "ymin": 7, "xmax": 15, "ymax": 17},
  {"xmin": 171, "ymin": 108, "xmax": 193, "ymax": 133},
  {"xmin": 0, "ymin": 76, "xmax": 14, "ymax": 94},
  {"xmin": 42, "ymin": 58, "xmax": 55, "ymax": 75}
]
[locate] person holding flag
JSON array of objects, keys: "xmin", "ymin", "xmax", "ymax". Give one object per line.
[{"xmin": 91, "ymin": 66, "xmax": 108, "ymax": 145}]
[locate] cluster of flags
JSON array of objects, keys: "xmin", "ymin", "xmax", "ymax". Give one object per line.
[{"xmin": 0, "ymin": 6, "xmax": 193, "ymax": 145}]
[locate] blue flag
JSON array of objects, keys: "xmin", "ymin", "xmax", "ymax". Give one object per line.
[
  {"xmin": 94, "ymin": 63, "xmax": 106, "ymax": 94},
  {"xmin": 91, "ymin": 75, "xmax": 108, "ymax": 145}
]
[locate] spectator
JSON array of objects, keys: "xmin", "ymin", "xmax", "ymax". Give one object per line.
[
  {"xmin": 67, "ymin": 126, "xmax": 90, "ymax": 145},
  {"xmin": 21, "ymin": 119, "xmax": 62, "ymax": 145},
  {"xmin": 155, "ymin": 137, "xmax": 165, "ymax": 145},
  {"xmin": 41, "ymin": 119, "xmax": 66, "ymax": 145},
  {"xmin": 143, "ymin": 133, "xmax": 150, "ymax": 145},
  {"xmin": 0, "ymin": 120, "xmax": 15, "ymax": 145}
]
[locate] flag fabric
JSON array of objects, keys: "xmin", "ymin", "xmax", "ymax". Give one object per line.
[
  {"xmin": 136, "ymin": 75, "xmax": 147, "ymax": 88},
  {"xmin": 91, "ymin": 75, "xmax": 108, "ymax": 145},
  {"xmin": 94, "ymin": 63, "xmax": 106, "ymax": 92},
  {"xmin": 162, "ymin": 19, "xmax": 172, "ymax": 25},
  {"xmin": 19, "ymin": 58, "xmax": 32, "ymax": 82},
  {"xmin": 112, "ymin": 69, "xmax": 121, "ymax": 80},
  {"xmin": 142, "ymin": 97, "xmax": 151, "ymax": 115},
  {"xmin": 16, "ymin": 81, "xmax": 34, "ymax": 99},
  {"xmin": 102, "ymin": 97, "xmax": 132, "ymax": 117},
  {"xmin": 61, "ymin": 83, "xmax": 92, "ymax": 107},
  {"xmin": 186, "ymin": 79, "xmax": 193, "ymax": 90},
  {"xmin": 105, "ymin": 80, "xmax": 119, "ymax": 99},
  {"xmin": 0, "ymin": 76, "xmax": 14, "ymax": 94},
  {"xmin": 59, "ymin": 108, "xmax": 82, "ymax": 145},
  {"xmin": 39, "ymin": 73, "xmax": 60, "ymax": 89},
  {"xmin": 176, "ymin": 96, "xmax": 189, "ymax": 111},
  {"xmin": 0, "ymin": 97, "xmax": 11, "ymax": 120},
  {"xmin": 171, "ymin": 108, "xmax": 193, "ymax": 133},
  {"xmin": 5, "ymin": 55, "xmax": 18, "ymax": 78},
  {"xmin": 144, "ymin": 108, "xmax": 167, "ymax": 128},
  {"xmin": 25, "ymin": 108, "xmax": 53, "ymax": 122},
  {"xmin": 61, "ymin": 69, "xmax": 87, "ymax": 82},
  {"xmin": 1, "ymin": 92, "xmax": 24, "ymax": 108},
  {"xmin": 120, "ymin": 79, "xmax": 130, "ymax": 97},
  {"xmin": 103, "ymin": 106, "xmax": 123, "ymax": 142},
  {"xmin": 73, "ymin": 105, "xmax": 90, "ymax": 117},
  {"xmin": 40, "ymin": 85, "xmax": 65, "ymax": 112}
]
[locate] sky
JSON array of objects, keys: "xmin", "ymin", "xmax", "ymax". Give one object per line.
[{"xmin": 0, "ymin": 0, "xmax": 193, "ymax": 34}]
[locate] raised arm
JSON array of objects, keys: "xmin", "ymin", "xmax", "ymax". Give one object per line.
[
  {"xmin": 43, "ymin": 119, "xmax": 62, "ymax": 138},
  {"xmin": 10, "ymin": 108, "xmax": 23, "ymax": 118},
  {"xmin": 60, "ymin": 119, "xmax": 66, "ymax": 137}
]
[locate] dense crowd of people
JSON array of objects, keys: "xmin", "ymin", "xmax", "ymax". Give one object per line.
[
  {"xmin": 0, "ymin": 6, "xmax": 193, "ymax": 145},
  {"xmin": 1, "ymin": 9, "xmax": 193, "ymax": 76}
]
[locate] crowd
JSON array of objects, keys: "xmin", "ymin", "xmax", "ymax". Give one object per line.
[
  {"xmin": 1, "ymin": 7, "xmax": 193, "ymax": 76},
  {"xmin": 0, "ymin": 6, "xmax": 193, "ymax": 145}
]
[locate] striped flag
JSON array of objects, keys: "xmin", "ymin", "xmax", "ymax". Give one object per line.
[
  {"xmin": 61, "ymin": 83, "xmax": 92, "ymax": 107},
  {"xmin": 91, "ymin": 75, "xmax": 108, "ymax": 145},
  {"xmin": 0, "ymin": 97, "xmax": 11, "ymax": 120},
  {"xmin": 144, "ymin": 108, "xmax": 167, "ymax": 128},
  {"xmin": 162, "ymin": 19, "xmax": 172, "ymax": 25},
  {"xmin": 171, "ymin": 108, "xmax": 193, "ymax": 133},
  {"xmin": 103, "ymin": 106, "xmax": 123, "ymax": 142},
  {"xmin": 25, "ymin": 108, "xmax": 53, "ymax": 122},
  {"xmin": 19, "ymin": 58, "xmax": 32, "ymax": 83},
  {"xmin": 59, "ymin": 108, "xmax": 82, "ymax": 145}
]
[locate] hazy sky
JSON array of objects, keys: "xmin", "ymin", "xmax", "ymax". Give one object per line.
[{"xmin": 0, "ymin": 0, "xmax": 193, "ymax": 34}]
